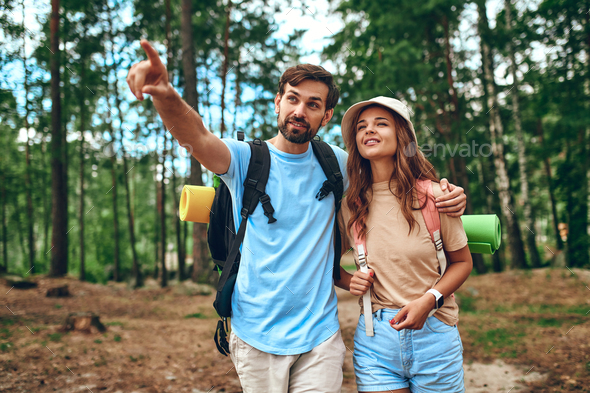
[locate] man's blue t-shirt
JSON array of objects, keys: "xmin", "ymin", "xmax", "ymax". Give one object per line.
[{"xmin": 219, "ymin": 138, "xmax": 349, "ymax": 355}]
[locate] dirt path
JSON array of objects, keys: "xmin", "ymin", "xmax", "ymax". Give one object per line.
[{"xmin": 5, "ymin": 271, "xmax": 587, "ymax": 392}]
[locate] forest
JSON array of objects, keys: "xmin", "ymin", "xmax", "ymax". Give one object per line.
[{"xmin": 1, "ymin": 0, "xmax": 589, "ymax": 285}]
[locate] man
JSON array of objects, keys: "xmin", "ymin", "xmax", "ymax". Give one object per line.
[{"xmin": 126, "ymin": 40, "xmax": 467, "ymax": 392}]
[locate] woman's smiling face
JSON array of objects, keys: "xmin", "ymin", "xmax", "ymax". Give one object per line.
[{"xmin": 355, "ymin": 105, "xmax": 398, "ymax": 161}]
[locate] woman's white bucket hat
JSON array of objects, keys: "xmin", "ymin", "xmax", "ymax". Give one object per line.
[{"xmin": 340, "ymin": 96, "xmax": 417, "ymax": 151}]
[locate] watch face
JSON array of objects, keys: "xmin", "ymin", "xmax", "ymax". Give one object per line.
[{"xmin": 436, "ymin": 296, "xmax": 444, "ymax": 309}]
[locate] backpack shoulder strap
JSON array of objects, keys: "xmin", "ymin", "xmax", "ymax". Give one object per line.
[
  {"xmin": 352, "ymin": 215, "xmax": 374, "ymax": 336},
  {"xmin": 215, "ymin": 140, "xmax": 275, "ymax": 293},
  {"xmin": 310, "ymin": 139, "xmax": 344, "ymax": 281},
  {"xmin": 310, "ymin": 139, "xmax": 344, "ymax": 209},
  {"xmin": 243, "ymin": 140, "xmax": 276, "ymax": 223},
  {"xmin": 415, "ymin": 179, "xmax": 448, "ymax": 276}
]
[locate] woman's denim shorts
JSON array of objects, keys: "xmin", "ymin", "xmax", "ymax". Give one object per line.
[{"xmin": 353, "ymin": 308, "xmax": 465, "ymax": 393}]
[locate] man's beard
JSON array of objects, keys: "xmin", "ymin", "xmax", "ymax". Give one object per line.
[{"xmin": 277, "ymin": 114, "xmax": 318, "ymax": 144}]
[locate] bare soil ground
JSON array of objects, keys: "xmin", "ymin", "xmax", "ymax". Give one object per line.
[{"xmin": 0, "ymin": 267, "xmax": 588, "ymax": 392}]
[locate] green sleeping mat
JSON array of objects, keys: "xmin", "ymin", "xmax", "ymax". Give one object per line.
[{"xmin": 461, "ymin": 214, "xmax": 502, "ymax": 254}]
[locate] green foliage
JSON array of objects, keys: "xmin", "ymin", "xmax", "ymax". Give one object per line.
[
  {"xmin": 184, "ymin": 312, "xmax": 206, "ymax": 319},
  {"xmin": 48, "ymin": 333, "xmax": 62, "ymax": 342},
  {"xmin": 0, "ymin": 0, "xmax": 588, "ymax": 278},
  {"xmin": 325, "ymin": 0, "xmax": 590, "ymax": 269},
  {"xmin": 456, "ymin": 293, "xmax": 478, "ymax": 314},
  {"xmin": 0, "ymin": 319, "xmax": 15, "ymax": 326},
  {"xmin": 0, "ymin": 328, "xmax": 12, "ymax": 339},
  {"xmin": 0, "ymin": 342, "xmax": 13, "ymax": 352}
]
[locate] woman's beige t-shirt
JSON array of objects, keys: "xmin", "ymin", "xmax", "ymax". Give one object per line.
[{"xmin": 338, "ymin": 180, "xmax": 468, "ymax": 326}]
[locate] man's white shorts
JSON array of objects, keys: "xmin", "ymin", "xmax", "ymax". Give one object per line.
[{"xmin": 229, "ymin": 329, "xmax": 346, "ymax": 393}]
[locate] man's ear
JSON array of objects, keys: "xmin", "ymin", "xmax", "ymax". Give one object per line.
[
  {"xmin": 274, "ymin": 93, "xmax": 281, "ymax": 114},
  {"xmin": 321, "ymin": 108, "xmax": 334, "ymax": 127}
]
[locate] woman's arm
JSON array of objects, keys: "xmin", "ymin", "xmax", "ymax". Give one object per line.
[{"xmin": 390, "ymin": 245, "xmax": 473, "ymax": 331}]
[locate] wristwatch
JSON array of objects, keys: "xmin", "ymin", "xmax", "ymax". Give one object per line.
[{"xmin": 427, "ymin": 289, "xmax": 444, "ymax": 310}]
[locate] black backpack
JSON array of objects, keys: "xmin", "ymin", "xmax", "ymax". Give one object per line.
[{"xmin": 209, "ymin": 132, "xmax": 344, "ymax": 356}]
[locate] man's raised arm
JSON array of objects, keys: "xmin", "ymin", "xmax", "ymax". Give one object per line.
[{"xmin": 126, "ymin": 39, "xmax": 231, "ymax": 175}]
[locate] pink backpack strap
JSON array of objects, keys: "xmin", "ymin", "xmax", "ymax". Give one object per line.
[
  {"xmin": 415, "ymin": 179, "xmax": 450, "ymax": 316},
  {"xmin": 415, "ymin": 179, "xmax": 440, "ymax": 245}
]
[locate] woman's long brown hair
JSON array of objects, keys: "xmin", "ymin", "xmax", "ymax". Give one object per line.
[{"xmin": 346, "ymin": 104, "xmax": 439, "ymax": 240}]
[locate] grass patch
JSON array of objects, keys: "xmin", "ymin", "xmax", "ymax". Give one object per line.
[
  {"xmin": 184, "ymin": 313, "xmax": 207, "ymax": 319},
  {"xmin": 0, "ymin": 319, "xmax": 15, "ymax": 326},
  {"xmin": 527, "ymin": 304, "xmax": 589, "ymax": 315},
  {"xmin": 0, "ymin": 328, "xmax": 12, "ymax": 339},
  {"xmin": 54, "ymin": 304, "xmax": 62, "ymax": 309},
  {"xmin": 499, "ymin": 349, "xmax": 520, "ymax": 358},
  {"xmin": 113, "ymin": 335, "xmax": 122, "ymax": 342},
  {"xmin": 48, "ymin": 333, "xmax": 62, "ymax": 342},
  {"xmin": 536, "ymin": 317, "xmax": 563, "ymax": 327},
  {"xmin": 455, "ymin": 293, "xmax": 478, "ymax": 313},
  {"xmin": 94, "ymin": 339, "xmax": 102, "ymax": 344},
  {"xmin": 105, "ymin": 321, "xmax": 123, "ymax": 326},
  {"xmin": 0, "ymin": 342, "xmax": 13, "ymax": 352},
  {"xmin": 471, "ymin": 327, "xmax": 526, "ymax": 352}
]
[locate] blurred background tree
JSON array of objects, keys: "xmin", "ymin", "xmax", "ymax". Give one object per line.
[{"xmin": 0, "ymin": 0, "xmax": 588, "ymax": 285}]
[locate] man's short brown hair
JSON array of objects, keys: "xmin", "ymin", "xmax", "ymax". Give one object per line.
[{"xmin": 278, "ymin": 64, "xmax": 340, "ymax": 111}]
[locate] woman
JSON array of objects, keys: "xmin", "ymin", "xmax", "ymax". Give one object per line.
[{"xmin": 335, "ymin": 96, "xmax": 473, "ymax": 393}]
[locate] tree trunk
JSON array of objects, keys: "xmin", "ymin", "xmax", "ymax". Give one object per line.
[
  {"xmin": 477, "ymin": 0, "xmax": 527, "ymax": 269},
  {"xmin": 586, "ymin": 10, "xmax": 590, "ymax": 264},
  {"xmin": 22, "ymin": 4, "xmax": 35, "ymax": 273},
  {"xmin": 181, "ymin": 0, "xmax": 209, "ymax": 282},
  {"xmin": 504, "ymin": 0, "xmax": 540, "ymax": 268},
  {"xmin": 1, "ymin": 172, "xmax": 7, "ymax": 273},
  {"xmin": 477, "ymin": 158, "xmax": 502, "ymax": 272},
  {"xmin": 154, "ymin": 162, "xmax": 160, "ymax": 280},
  {"xmin": 105, "ymin": 67, "xmax": 120, "ymax": 282},
  {"xmin": 79, "ymin": 65, "xmax": 86, "ymax": 281},
  {"xmin": 171, "ymin": 146, "xmax": 185, "ymax": 280},
  {"xmin": 116, "ymin": 107, "xmax": 140, "ymax": 287},
  {"xmin": 160, "ymin": 132, "xmax": 168, "ymax": 287},
  {"xmin": 233, "ymin": 53, "xmax": 241, "ymax": 134},
  {"xmin": 49, "ymin": 0, "xmax": 68, "ymax": 277},
  {"xmin": 159, "ymin": 0, "xmax": 174, "ymax": 288},
  {"xmin": 536, "ymin": 119, "xmax": 563, "ymax": 250},
  {"xmin": 106, "ymin": 12, "xmax": 141, "ymax": 287},
  {"xmin": 220, "ymin": 1, "xmax": 231, "ymax": 138},
  {"xmin": 40, "ymin": 83, "xmax": 50, "ymax": 264},
  {"xmin": 565, "ymin": 129, "xmax": 589, "ymax": 267},
  {"xmin": 442, "ymin": 14, "xmax": 483, "ymax": 273},
  {"xmin": 13, "ymin": 191, "xmax": 27, "ymax": 263}
]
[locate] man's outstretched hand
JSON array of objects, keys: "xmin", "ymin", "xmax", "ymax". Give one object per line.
[{"xmin": 126, "ymin": 40, "xmax": 170, "ymax": 101}]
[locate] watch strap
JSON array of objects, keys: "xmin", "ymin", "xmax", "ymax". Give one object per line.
[{"xmin": 427, "ymin": 288, "xmax": 444, "ymax": 310}]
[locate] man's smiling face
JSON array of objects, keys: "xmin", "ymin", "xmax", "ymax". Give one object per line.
[{"xmin": 275, "ymin": 80, "xmax": 333, "ymax": 144}]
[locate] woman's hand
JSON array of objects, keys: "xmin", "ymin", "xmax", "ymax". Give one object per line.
[
  {"xmin": 349, "ymin": 269, "xmax": 374, "ymax": 296},
  {"xmin": 389, "ymin": 293, "xmax": 434, "ymax": 331}
]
